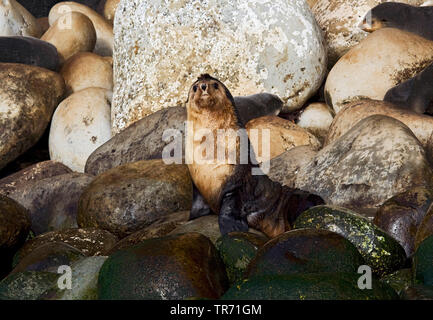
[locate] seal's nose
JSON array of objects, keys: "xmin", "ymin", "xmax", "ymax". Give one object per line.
[{"xmin": 201, "ymin": 84, "xmax": 207, "ymax": 91}]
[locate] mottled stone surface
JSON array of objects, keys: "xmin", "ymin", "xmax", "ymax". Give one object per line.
[
  {"xmin": 0, "ymin": 63, "xmax": 65, "ymax": 171},
  {"xmin": 296, "ymin": 115, "xmax": 433, "ymax": 216},
  {"xmin": 78, "ymin": 160, "xmax": 193, "ymax": 238},
  {"xmin": 112, "ymin": 0, "xmax": 327, "ymax": 133},
  {"xmin": 0, "ymin": 0, "xmax": 41, "ymax": 37},
  {"xmin": 49, "ymin": 88, "xmax": 112, "ymax": 172},
  {"xmin": 312, "ymin": 0, "xmax": 425, "ymax": 68},
  {"xmin": 0, "ymin": 271, "xmax": 58, "ymax": 300},
  {"xmin": 325, "ymin": 28, "xmax": 433, "ymax": 113}
]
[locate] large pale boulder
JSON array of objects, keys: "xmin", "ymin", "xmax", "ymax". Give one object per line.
[
  {"xmin": 325, "ymin": 28, "xmax": 433, "ymax": 114},
  {"xmin": 0, "ymin": 0, "xmax": 41, "ymax": 37},
  {"xmin": 0, "ymin": 63, "xmax": 65, "ymax": 171},
  {"xmin": 296, "ymin": 115, "xmax": 433, "ymax": 217},
  {"xmin": 312, "ymin": 0, "xmax": 425, "ymax": 68},
  {"xmin": 49, "ymin": 88, "xmax": 112, "ymax": 173},
  {"xmin": 112, "ymin": 0, "xmax": 327, "ymax": 133}
]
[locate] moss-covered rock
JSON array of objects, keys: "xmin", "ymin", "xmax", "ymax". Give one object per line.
[
  {"xmin": 380, "ymin": 269, "xmax": 413, "ymax": 295},
  {"xmin": 294, "ymin": 205, "xmax": 407, "ymax": 276}
]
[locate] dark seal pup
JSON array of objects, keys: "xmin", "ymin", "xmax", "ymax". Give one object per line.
[
  {"xmin": 185, "ymin": 74, "xmax": 324, "ymax": 238},
  {"xmin": 384, "ymin": 63, "xmax": 433, "ymax": 115},
  {"xmin": 360, "ymin": 2, "xmax": 433, "ymax": 41}
]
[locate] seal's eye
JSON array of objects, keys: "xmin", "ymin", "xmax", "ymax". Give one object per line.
[
  {"xmin": 193, "ymin": 85, "xmax": 198, "ymax": 92},
  {"xmin": 213, "ymin": 83, "xmax": 219, "ymax": 90}
]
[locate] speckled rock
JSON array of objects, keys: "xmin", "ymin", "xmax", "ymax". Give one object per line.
[
  {"xmin": 0, "ymin": 271, "xmax": 58, "ymax": 300},
  {"xmin": 108, "ymin": 211, "xmax": 190, "ymax": 253},
  {"xmin": 78, "ymin": 160, "xmax": 192, "ymax": 238},
  {"xmin": 381, "ymin": 269, "xmax": 413, "ymax": 296},
  {"xmin": 0, "ymin": 0, "xmax": 41, "ymax": 37},
  {"xmin": 7, "ymin": 172, "xmax": 94, "ymax": 235},
  {"xmin": 0, "ymin": 36, "xmax": 59, "ymax": 71},
  {"xmin": 245, "ymin": 115, "xmax": 322, "ymax": 163},
  {"xmin": 295, "ymin": 115, "xmax": 433, "ymax": 216},
  {"xmin": 312, "ymin": 0, "xmax": 425, "ymax": 68},
  {"xmin": 10, "ymin": 242, "xmax": 84, "ymax": 274},
  {"xmin": 267, "ymin": 145, "xmax": 317, "ymax": 189},
  {"xmin": 41, "ymin": 11, "xmax": 96, "ymax": 64},
  {"xmin": 101, "ymin": 0, "xmax": 119, "ymax": 25},
  {"xmin": 85, "ymin": 107, "xmax": 186, "ymax": 176},
  {"xmin": 215, "ymin": 232, "xmax": 268, "ymax": 285},
  {"xmin": 17, "ymin": 0, "xmax": 102, "ymax": 18},
  {"xmin": 0, "ymin": 63, "xmax": 65, "ymax": 171},
  {"xmin": 247, "ymin": 229, "xmax": 364, "ymax": 279},
  {"xmin": 168, "ymin": 215, "xmax": 267, "ymax": 245},
  {"xmin": 222, "ymin": 273, "xmax": 398, "ymax": 300},
  {"xmin": 413, "ymin": 235, "xmax": 433, "ymax": 285},
  {"xmin": 112, "ymin": 0, "xmax": 327, "ymax": 133},
  {"xmin": 324, "ymin": 28, "xmax": 433, "ymax": 113},
  {"xmin": 0, "ymin": 195, "xmax": 30, "ymax": 278},
  {"xmin": 296, "ymin": 102, "xmax": 334, "ymax": 144},
  {"xmin": 98, "ymin": 233, "xmax": 228, "ymax": 300},
  {"xmin": 49, "ymin": 2, "xmax": 113, "ymax": 56},
  {"xmin": 49, "ymin": 88, "xmax": 112, "ymax": 172},
  {"xmin": 39, "ymin": 256, "xmax": 107, "ymax": 300},
  {"xmin": 374, "ymin": 187, "xmax": 433, "ymax": 257},
  {"xmin": 13, "ymin": 228, "xmax": 117, "ymax": 267},
  {"xmin": 0, "ymin": 161, "xmax": 71, "ymax": 197},
  {"xmin": 60, "ymin": 52, "xmax": 113, "ymax": 96},
  {"xmin": 294, "ymin": 205, "xmax": 407, "ymax": 276},
  {"xmin": 325, "ymin": 100, "xmax": 433, "ymax": 158}
]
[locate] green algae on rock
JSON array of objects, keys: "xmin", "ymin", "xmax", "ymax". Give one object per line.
[
  {"xmin": 380, "ymin": 269, "xmax": 414, "ymax": 296},
  {"xmin": 98, "ymin": 233, "xmax": 228, "ymax": 300},
  {"xmin": 246, "ymin": 228, "xmax": 364, "ymax": 278},
  {"xmin": 294, "ymin": 205, "xmax": 407, "ymax": 276},
  {"xmin": 222, "ymin": 273, "xmax": 398, "ymax": 300}
]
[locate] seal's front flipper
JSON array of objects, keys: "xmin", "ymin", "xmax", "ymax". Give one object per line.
[
  {"xmin": 218, "ymin": 191, "xmax": 249, "ymax": 235},
  {"xmin": 189, "ymin": 184, "xmax": 212, "ymax": 220}
]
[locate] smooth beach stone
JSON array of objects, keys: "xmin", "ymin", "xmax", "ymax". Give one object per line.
[
  {"xmin": 49, "ymin": 88, "xmax": 112, "ymax": 172},
  {"xmin": 311, "ymin": 0, "xmax": 425, "ymax": 68},
  {"xmin": 0, "ymin": 36, "xmax": 59, "ymax": 70},
  {"xmin": 41, "ymin": 11, "xmax": 96, "ymax": 64},
  {"xmin": 267, "ymin": 145, "xmax": 317, "ymax": 189},
  {"xmin": 100, "ymin": 0, "xmax": 119, "ymax": 25},
  {"xmin": 17, "ymin": 0, "xmax": 102, "ymax": 18},
  {"xmin": 10, "ymin": 242, "xmax": 84, "ymax": 274},
  {"xmin": 413, "ymin": 235, "xmax": 433, "ymax": 285},
  {"xmin": 108, "ymin": 211, "xmax": 190, "ymax": 253},
  {"xmin": 39, "ymin": 256, "xmax": 107, "ymax": 300},
  {"xmin": 381, "ymin": 269, "xmax": 414, "ymax": 296},
  {"xmin": 0, "ymin": 161, "xmax": 71, "ymax": 197},
  {"xmin": 85, "ymin": 106, "xmax": 186, "ymax": 176},
  {"xmin": 0, "ymin": 63, "xmax": 65, "ymax": 171},
  {"xmin": 111, "ymin": 0, "xmax": 326, "ymax": 133},
  {"xmin": 295, "ymin": 115, "xmax": 433, "ymax": 216},
  {"xmin": 374, "ymin": 187, "xmax": 433, "ymax": 257},
  {"xmin": 222, "ymin": 273, "xmax": 398, "ymax": 300},
  {"xmin": 49, "ymin": 1, "xmax": 113, "ymax": 56},
  {"xmin": 0, "ymin": 271, "xmax": 58, "ymax": 300},
  {"xmin": 294, "ymin": 205, "xmax": 407, "ymax": 276},
  {"xmin": 324, "ymin": 28, "xmax": 433, "ymax": 113},
  {"xmin": 246, "ymin": 229, "xmax": 364, "ymax": 278},
  {"xmin": 0, "ymin": 195, "xmax": 30, "ymax": 278},
  {"xmin": 245, "ymin": 115, "xmax": 321, "ymax": 163},
  {"xmin": 60, "ymin": 52, "xmax": 113, "ymax": 95},
  {"xmin": 36, "ymin": 17, "xmax": 50, "ymax": 33},
  {"xmin": 0, "ymin": 0, "xmax": 41, "ymax": 37},
  {"xmin": 215, "ymin": 232, "xmax": 268, "ymax": 285},
  {"xmin": 7, "ymin": 173, "xmax": 94, "ymax": 235},
  {"xmin": 78, "ymin": 160, "xmax": 193, "ymax": 238},
  {"xmin": 296, "ymin": 102, "xmax": 334, "ymax": 144},
  {"xmin": 13, "ymin": 228, "xmax": 117, "ymax": 267},
  {"xmin": 98, "ymin": 233, "xmax": 229, "ymax": 300}
]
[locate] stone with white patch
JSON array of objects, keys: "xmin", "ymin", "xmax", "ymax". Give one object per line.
[
  {"xmin": 312, "ymin": 0, "xmax": 425, "ymax": 68},
  {"xmin": 49, "ymin": 87, "xmax": 112, "ymax": 172},
  {"xmin": 112, "ymin": 0, "xmax": 327, "ymax": 134},
  {"xmin": 0, "ymin": 0, "xmax": 41, "ymax": 37},
  {"xmin": 324, "ymin": 28, "xmax": 433, "ymax": 114},
  {"xmin": 296, "ymin": 102, "xmax": 334, "ymax": 143}
]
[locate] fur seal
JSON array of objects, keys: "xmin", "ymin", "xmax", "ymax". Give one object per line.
[
  {"xmin": 186, "ymin": 74, "xmax": 324, "ymax": 238},
  {"xmin": 360, "ymin": 3, "xmax": 433, "ymax": 40},
  {"xmin": 384, "ymin": 62, "xmax": 433, "ymax": 114}
]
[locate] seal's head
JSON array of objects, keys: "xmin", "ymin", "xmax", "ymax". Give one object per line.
[
  {"xmin": 187, "ymin": 74, "xmax": 235, "ymax": 110},
  {"xmin": 360, "ymin": 2, "xmax": 412, "ymax": 32}
]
